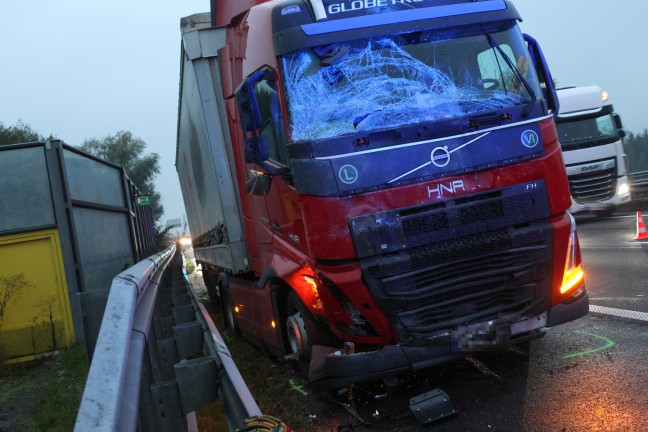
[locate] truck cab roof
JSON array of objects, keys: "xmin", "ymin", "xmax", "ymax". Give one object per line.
[{"xmin": 557, "ymin": 85, "xmax": 611, "ymax": 118}]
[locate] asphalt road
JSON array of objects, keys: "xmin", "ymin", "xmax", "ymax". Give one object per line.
[{"xmin": 314, "ymin": 211, "xmax": 648, "ymax": 432}]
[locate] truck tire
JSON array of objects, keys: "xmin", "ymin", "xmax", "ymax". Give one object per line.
[
  {"xmin": 202, "ymin": 269, "xmax": 219, "ymax": 306},
  {"xmin": 286, "ymin": 291, "xmax": 330, "ymax": 375},
  {"xmin": 220, "ymin": 281, "xmax": 239, "ymax": 335}
]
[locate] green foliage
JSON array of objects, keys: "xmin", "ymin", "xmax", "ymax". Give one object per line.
[
  {"xmin": 31, "ymin": 344, "xmax": 89, "ymax": 431},
  {"xmin": 623, "ymin": 129, "xmax": 648, "ymax": 173},
  {"xmin": 81, "ymin": 131, "xmax": 164, "ymax": 221},
  {"xmin": 0, "ymin": 344, "xmax": 89, "ymax": 432},
  {"xmin": 0, "ymin": 273, "xmax": 32, "ymax": 332},
  {"xmin": 156, "ymin": 225, "xmax": 174, "ymax": 251},
  {"xmin": 185, "ymin": 258, "xmax": 196, "ymax": 275},
  {"xmin": 0, "ymin": 120, "xmax": 56, "ymax": 146}
]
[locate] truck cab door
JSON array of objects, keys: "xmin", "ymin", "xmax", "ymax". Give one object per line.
[{"xmin": 234, "ymin": 68, "xmax": 289, "ymax": 344}]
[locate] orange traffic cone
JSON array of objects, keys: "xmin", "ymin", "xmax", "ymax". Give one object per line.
[{"xmin": 634, "ymin": 212, "xmax": 648, "ymax": 241}]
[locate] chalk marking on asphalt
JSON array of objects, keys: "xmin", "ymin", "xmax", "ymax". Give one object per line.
[
  {"xmin": 288, "ymin": 378, "xmax": 310, "ymax": 396},
  {"xmin": 561, "ymin": 331, "xmax": 615, "ymax": 360},
  {"xmin": 589, "ymin": 304, "xmax": 648, "ymax": 322},
  {"xmin": 465, "ymin": 356, "xmax": 500, "ymax": 379}
]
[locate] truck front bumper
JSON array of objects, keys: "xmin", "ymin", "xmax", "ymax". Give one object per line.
[
  {"xmin": 310, "ymin": 292, "xmax": 589, "ymax": 390},
  {"xmin": 569, "ymin": 190, "xmax": 631, "ymax": 214}
]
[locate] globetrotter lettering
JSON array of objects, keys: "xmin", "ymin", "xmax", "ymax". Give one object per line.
[{"xmin": 328, "ymin": 0, "xmax": 424, "ymax": 14}]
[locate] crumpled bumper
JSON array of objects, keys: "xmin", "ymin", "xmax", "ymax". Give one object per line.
[{"xmin": 309, "ymin": 292, "xmax": 589, "ymax": 390}]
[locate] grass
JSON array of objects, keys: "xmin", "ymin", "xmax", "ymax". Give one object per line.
[
  {"xmin": 185, "ymin": 256, "xmax": 196, "ymax": 274},
  {"xmin": 0, "ymin": 344, "xmax": 89, "ymax": 431},
  {"xmin": 198, "ymin": 298, "xmax": 353, "ymax": 432}
]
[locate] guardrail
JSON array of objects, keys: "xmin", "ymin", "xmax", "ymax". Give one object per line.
[
  {"xmin": 628, "ymin": 170, "xmax": 648, "ymax": 202},
  {"xmin": 74, "ymin": 246, "xmax": 262, "ymax": 431}
]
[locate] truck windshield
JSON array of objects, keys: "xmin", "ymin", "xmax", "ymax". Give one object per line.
[
  {"xmin": 556, "ymin": 114, "xmax": 619, "ymax": 148},
  {"xmin": 280, "ymin": 23, "xmax": 542, "ymax": 142}
]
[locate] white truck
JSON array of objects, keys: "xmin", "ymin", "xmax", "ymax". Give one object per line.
[{"xmin": 556, "ymin": 85, "xmax": 630, "ymax": 216}]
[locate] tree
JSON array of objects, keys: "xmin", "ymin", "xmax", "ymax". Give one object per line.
[
  {"xmin": 81, "ymin": 131, "xmax": 164, "ymax": 221},
  {"xmin": 623, "ymin": 129, "xmax": 648, "ymax": 173},
  {"xmin": 155, "ymin": 225, "xmax": 174, "ymax": 251},
  {"xmin": 0, "ymin": 120, "xmax": 55, "ymax": 146}
]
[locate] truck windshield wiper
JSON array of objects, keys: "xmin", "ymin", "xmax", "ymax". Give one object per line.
[
  {"xmin": 353, "ymin": 109, "xmax": 383, "ymax": 128},
  {"xmin": 482, "ymin": 27, "xmax": 536, "ymax": 119}
]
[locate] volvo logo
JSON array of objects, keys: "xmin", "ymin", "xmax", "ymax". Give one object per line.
[
  {"xmin": 430, "ymin": 146, "xmax": 451, "ymax": 168},
  {"xmin": 521, "ymin": 130, "xmax": 539, "ymax": 148}
]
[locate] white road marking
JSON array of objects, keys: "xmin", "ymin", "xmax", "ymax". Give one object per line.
[
  {"xmin": 589, "ymin": 297, "xmax": 646, "ymax": 301},
  {"xmin": 589, "ymin": 304, "xmax": 648, "ymax": 322},
  {"xmin": 579, "ymin": 242, "xmax": 647, "ymax": 249}
]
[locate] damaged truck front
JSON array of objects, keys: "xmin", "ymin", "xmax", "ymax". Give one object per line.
[{"xmin": 176, "ymin": 0, "xmax": 589, "ymax": 389}]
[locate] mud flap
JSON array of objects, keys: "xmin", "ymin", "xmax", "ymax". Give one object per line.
[
  {"xmin": 308, "ymin": 345, "xmax": 338, "ymax": 382},
  {"xmin": 409, "ymin": 389, "xmax": 457, "ymax": 425}
]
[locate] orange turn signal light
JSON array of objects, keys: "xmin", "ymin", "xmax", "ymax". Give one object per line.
[{"xmin": 560, "ymin": 264, "xmax": 584, "ymax": 295}]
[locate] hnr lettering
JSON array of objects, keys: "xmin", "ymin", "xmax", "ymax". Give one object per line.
[{"xmin": 428, "ymin": 180, "xmax": 465, "ymax": 197}]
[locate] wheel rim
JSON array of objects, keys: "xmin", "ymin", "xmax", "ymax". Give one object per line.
[{"xmin": 287, "ymin": 312, "xmax": 308, "ymax": 360}]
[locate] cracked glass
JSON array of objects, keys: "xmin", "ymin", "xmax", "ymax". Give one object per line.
[{"xmin": 280, "ymin": 23, "xmax": 541, "ymax": 142}]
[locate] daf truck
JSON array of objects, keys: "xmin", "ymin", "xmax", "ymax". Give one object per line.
[
  {"xmin": 176, "ymin": 0, "xmax": 588, "ymax": 389},
  {"xmin": 556, "ymin": 85, "xmax": 629, "ymax": 216}
]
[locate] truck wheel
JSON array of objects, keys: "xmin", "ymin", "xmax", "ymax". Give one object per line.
[
  {"xmin": 203, "ymin": 270, "xmax": 218, "ymax": 306},
  {"xmin": 221, "ymin": 282, "xmax": 239, "ymax": 335},
  {"xmin": 286, "ymin": 291, "xmax": 325, "ymax": 373}
]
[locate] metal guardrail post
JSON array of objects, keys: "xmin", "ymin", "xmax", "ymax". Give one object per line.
[
  {"xmin": 75, "ymin": 247, "xmax": 263, "ymax": 431},
  {"xmin": 74, "ymin": 246, "xmax": 175, "ymax": 431}
]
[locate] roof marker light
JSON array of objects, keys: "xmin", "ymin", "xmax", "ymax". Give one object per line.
[{"xmin": 282, "ymin": 5, "xmax": 301, "ymax": 16}]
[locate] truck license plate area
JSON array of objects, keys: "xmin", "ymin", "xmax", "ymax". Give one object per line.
[
  {"xmin": 583, "ymin": 203, "xmax": 610, "ymax": 211},
  {"xmin": 450, "ymin": 321, "xmax": 511, "ymax": 352}
]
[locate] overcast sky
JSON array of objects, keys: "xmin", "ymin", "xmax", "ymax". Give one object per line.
[{"xmin": 2, "ymin": 1, "xmax": 647, "ymax": 226}]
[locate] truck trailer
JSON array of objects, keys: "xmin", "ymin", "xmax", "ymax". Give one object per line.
[
  {"xmin": 176, "ymin": 0, "xmax": 589, "ymax": 388},
  {"xmin": 556, "ymin": 85, "xmax": 630, "ymax": 216}
]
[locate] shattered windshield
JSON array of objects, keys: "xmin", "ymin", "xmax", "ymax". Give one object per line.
[{"xmin": 280, "ymin": 23, "xmax": 542, "ymax": 142}]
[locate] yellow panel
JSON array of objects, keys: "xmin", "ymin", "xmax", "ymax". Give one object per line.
[{"xmin": 0, "ymin": 229, "xmax": 74, "ymax": 363}]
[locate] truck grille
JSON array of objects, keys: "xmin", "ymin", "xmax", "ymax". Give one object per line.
[
  {"xmin": 569, "ymin": 167, "xmax": 616, "ymax": 202},
  {"xmin": 350, "ymin": 182, "xmax": 552, "ymax": 346}
]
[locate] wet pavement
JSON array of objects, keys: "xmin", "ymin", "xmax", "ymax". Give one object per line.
[{"xmin": 192, "ymin": 212, "xmax": 648, "ymax": 431}]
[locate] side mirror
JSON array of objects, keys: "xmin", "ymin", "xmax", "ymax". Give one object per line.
[
  {"xmin": 524, "ymin": 34, "xmax": 559, "ymax": 116},
  {"xmin": 613, "ymin": 114, "xmax": 626, "ymax": 138},
  {"xmin": 245, "ymin": 170, "xmax": 271, "ymax": 196}
]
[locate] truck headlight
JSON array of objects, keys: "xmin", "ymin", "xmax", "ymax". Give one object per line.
[{"xmin": 618, "ymin": 182, "xmax": 630, "ymax": 196}]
